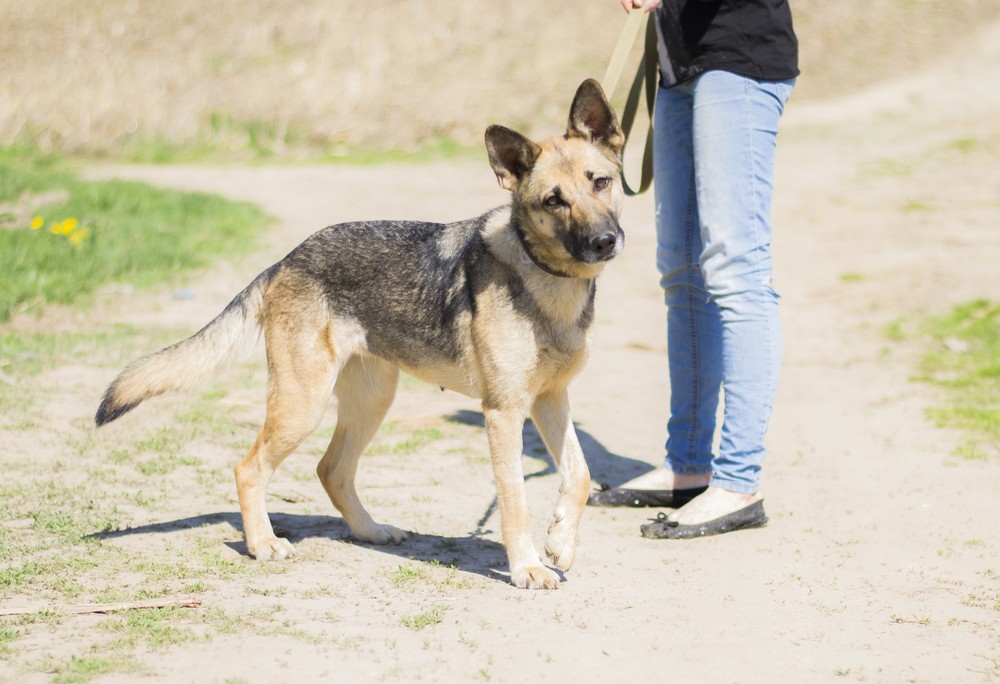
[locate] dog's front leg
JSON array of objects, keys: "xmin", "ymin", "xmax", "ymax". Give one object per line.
[
  {"xmin": 530, "ymin": 388, "xmax": 590, "ymax": 572},
  {"xmin": 484, "ymin": 403, "xmax": 560, "ymax": 590}
]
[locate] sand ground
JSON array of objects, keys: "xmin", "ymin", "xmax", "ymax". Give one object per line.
[{"xmin": 2, "ymin": 18, "xmax": 999, "ymax": 684}]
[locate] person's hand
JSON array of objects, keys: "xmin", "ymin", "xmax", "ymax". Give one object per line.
[{"xmin": 620, "ymin": 0, "xmax": 662, "ymax": 12}]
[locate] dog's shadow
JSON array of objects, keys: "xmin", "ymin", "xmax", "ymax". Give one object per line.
[
  {"xmin": 87, "ymin": 410, "xmax": 650, "ymax": 583},
  {"xmin": 446, "ymin": 409, "xmax": 654, "ymax": 487},
  {"xmin": 88, "ymin": 511, "xmax": 513, "ymax": 582}
]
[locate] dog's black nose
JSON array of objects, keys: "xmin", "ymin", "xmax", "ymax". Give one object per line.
[{"xmin": 590, "ymin": 232, "xmax": 617, "ymax": 257}]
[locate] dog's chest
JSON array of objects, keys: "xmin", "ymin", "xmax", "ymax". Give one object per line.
[{"xmin": 534, "ymin": 319, "xmax": 589, "ymax": 377}]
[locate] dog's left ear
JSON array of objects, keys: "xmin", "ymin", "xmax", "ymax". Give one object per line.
[
  {"xmin": 567, "ymin": 79, "xmax": 624, "ymax": 155},
  {"xmin": 485, "ymin": 125, "xmax": 542, "ymax": 191}
]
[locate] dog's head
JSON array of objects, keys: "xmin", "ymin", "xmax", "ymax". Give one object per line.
[{"xmin": 485, "ymin": 79, "xmax": 625, "ymax": 279}]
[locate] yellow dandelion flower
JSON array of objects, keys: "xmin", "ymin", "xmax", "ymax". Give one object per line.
[
  {"xmin": 30, "ymin": 216, "xmax": 44, "ymax": 230},
  {"xmin": 51, "ymin": 218, "xmax": 77, "ymax": 236},
  {"xmin": 68, "ymin": 226, "xmax": 92, "ymax": 247}
]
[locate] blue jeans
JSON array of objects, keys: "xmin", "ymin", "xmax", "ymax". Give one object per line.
[{"xmin": 653, "ymin": 70, "xmax": 794, "ymax": 494}]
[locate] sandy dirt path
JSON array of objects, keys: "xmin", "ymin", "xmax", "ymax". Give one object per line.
[{"xmin": 3, "ymin": 22, "xmax": 999, "ymax": 684}]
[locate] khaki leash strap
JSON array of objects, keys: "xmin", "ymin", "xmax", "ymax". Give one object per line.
[{"xmin": 601, "ymin": 10, "xmax": 657, "ymax": 196}]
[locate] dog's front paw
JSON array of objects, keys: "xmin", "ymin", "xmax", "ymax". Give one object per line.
[
  {"xmin": 544, "ymin": 539, "xmax": 576, "ymax": 572},
  {"xmin": 248, "ymin": 535, "xmax": 295, "ymax": 561},
  {"xmin": 511, "ymin": 565, "xmax": 561, "ymax": 590},
  {"xmin": 353, "ymin": 523, "xmax": 407, "ymax": 545},
  {"xmin": 544, "ymin": 515, "xmax": 578, "ymax": 571}
]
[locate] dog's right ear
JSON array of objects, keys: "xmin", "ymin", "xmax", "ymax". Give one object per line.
[{"xmin": 485, "ymin": 125, "xmax": 541, "ymax": 191}]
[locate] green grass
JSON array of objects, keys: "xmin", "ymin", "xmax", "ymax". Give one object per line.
[
  {"xmin": 0, "ymin": 325, "xmax": 195, "ymax": 425},
  {"xmin": 0, "ymin": 153, "xmax": 315, "ymax": 679},
  {"xmin": 5, "ymin": 129, "xmax": 480, "ymax": 166},
  {"xmin": 948, "ymin": 137, "xmax": 982, "ymax": 153},
  {"xmin": 914, "ymin": 299, "xmax": 1000, "ymax": 460},
  {"xmin": 0, "ymin": 155, "xmax": 271, "ymax": 322},
  {"xmin": 0, "ymin": 324, "xmax": 179, "ymax": 374},
  {"xmin": 99, "ymin": 606, "xmax": 203, "ymax": 649},
  {"xmin": 390, "ymin": 564, "xmax": 429, "ymax": 589},
  {"xmin": 0, "ymin": 627, "xmax": 17, "ymax": 660},
  {"xmin": 47, "ymin": 654, "xmax": 138, "ymax": 684},
  {"xmin": 401, "ymin": 604, "xmax": 448, "ymax": 631},
  {"xmin": 390, "ymin": 427, "xmax": 444, "ymax": 455},
  {"xmin": 364, "ymin": 422, "xmax": 447, "ymax": 457}
]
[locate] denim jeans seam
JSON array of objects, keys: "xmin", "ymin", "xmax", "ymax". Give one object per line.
[
  {"xmin": 744, "ymin": 77, "xmax": 764, "ymax": 274},
  {"xmin": 683, "ymin": 165, "xmax": 701, "ymax": 466}
]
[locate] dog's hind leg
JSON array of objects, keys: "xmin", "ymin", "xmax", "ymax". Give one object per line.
[
  {"xmin": 235, "ymin": 320, "xmax": 337, "ymax": 561},
  {"xmin": 530, "ymin": 387, "xmax": 591, "ymax": 572},
  {"xmin": 316, "ymin": 355, "xmax": 406, "ymax": 545}
]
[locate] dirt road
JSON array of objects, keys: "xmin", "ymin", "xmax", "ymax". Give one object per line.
[{"xmin": 2, "ymin": 21, "xmax": 999, "ymax": 684}]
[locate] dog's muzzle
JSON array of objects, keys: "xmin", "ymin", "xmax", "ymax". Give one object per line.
[{"xmin": 588, "ymin": 225, "xmax": 625, "ymax": 262}]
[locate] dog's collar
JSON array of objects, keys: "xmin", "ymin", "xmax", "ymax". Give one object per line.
[{"xmin": 513, "ymin": 221, "xmax": 575, "ymax": 279}]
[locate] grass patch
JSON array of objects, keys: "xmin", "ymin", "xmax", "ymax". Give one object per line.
[
  {"xmin": 401, "ymin": 604, "xmax": 448, "ymax": 631},
  {"xmin": 390, "ymin": 564, "xmax": 429, "ymax": 589},
  {"xmin": 390, "ymin": 427, "xmax": 445, "ymax": 455},
  {"xmin": 0, "ymin": 626, "xmax": 17, "ymax": 659},
  {"xmin": 0, "ymin": 479, "xmax": 123, "ymax": 597},
  {"xmin": 100, "ymin": 606, "xmax": 203, "ymax": 649},
  {"xmin": 0, "ymin": 326, "xmax": 138, "ymax": 376},
  {"xmin": 0, "ymin": 154, "xmax": 270, "ymax": 322},
  {"xmin": 364, "ymin": 422, "xmax": 447, "ymax": 457},
  {"xmin": 948, "ymin": 137, "xmax": 982, "ymax": 153},
  {"xmin": 913, "ymin": 299, "xmax": 999, "ymax": 460},
  {"xmin": 47, "ymin": 654, "xmax": 138, "ymax": 684},
  {"xmin": 129, "ymin": 428, "xmax": 202, "ymax": 476},
  {"xmin": 862, "ymin": 158, "xmax": 914, "ymax": 179},
  {"xmin": 317, "ymin": 136, "xmax": 478, "ymax": 166},
  {"xmin": 17, "ymin": 129, "xmax": 480, "ymax": 166},
  {"xmin": 0, "ymin": 562, "xmax": 44, "ymax": 591},
  {"xmin": 901, "ymin": 199, "xmax": 933, "ymax": 212}
]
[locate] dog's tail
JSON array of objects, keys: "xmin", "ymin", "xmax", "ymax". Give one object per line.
[{"xmin": 95, "ymin": 268, "xmax": 274, "ymax": 427}]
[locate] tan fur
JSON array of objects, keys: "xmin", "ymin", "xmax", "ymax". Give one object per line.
[{"xmin": 96, "ymin": 79, "xmax": 624, "ymax": 589}]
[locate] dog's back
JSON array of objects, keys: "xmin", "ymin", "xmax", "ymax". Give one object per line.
[{"xmin": 281, "ymin": 214, "xmax": 490, "ymax": 372}]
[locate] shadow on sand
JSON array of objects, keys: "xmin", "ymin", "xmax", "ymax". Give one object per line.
[
  {"xmin": 445, "ymin": 408, "xmax": 655, "ymax": 487},
  {"xmin": 87, "ymin": 409, "xmax": 652, "ymax": 584}
]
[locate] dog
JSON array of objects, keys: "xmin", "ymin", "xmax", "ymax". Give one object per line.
[{"xmin": 95, "ymin": 79, "xmax": 625, "ymax": 590}]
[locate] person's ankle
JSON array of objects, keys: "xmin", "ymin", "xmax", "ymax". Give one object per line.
[
  {"xmin": 620, "ymin": 468, "xmax": 710, "ymax": 490},
  {"xmin": 673, "ymin": 472, "xmax": 712, "ymax": 489}
]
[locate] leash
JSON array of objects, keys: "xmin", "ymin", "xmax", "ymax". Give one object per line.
[
  {"xmin": 601, "ymin": 8, "xmax": 646, "ymax": 97},
  {"xmin": 601, "ymin": 9, "xmax": 657, "ymax": 196}
]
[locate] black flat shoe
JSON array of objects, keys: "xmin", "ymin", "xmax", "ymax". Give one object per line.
[
  {"xmin": 640, "ymin": 500, "xmax": 768, "ymax": 539},
  {"xmin": 586, "ymin": 484, "xmax": 708, "ymax": 508}
]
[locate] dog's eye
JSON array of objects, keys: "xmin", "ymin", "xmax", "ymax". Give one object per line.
[
  {"xmin": 544, "ymin": 195, "xmax": 562, "ymax": 208},
  {"xmin": 594, "ymin": 177, "xmax": 611, "ymax": 191}
]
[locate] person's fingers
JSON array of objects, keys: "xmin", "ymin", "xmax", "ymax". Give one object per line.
[{"xmin": 621, "ymin": 0, "xmax": 660, "ymax": 14}]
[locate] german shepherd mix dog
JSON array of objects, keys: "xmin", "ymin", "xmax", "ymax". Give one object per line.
[{"xmin": 96, "ymin": 79, "xmax": 625, "ymax": 590}]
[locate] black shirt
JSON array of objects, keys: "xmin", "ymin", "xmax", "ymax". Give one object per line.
[{"xmin": 654, "ymin": 0, "xmax": 799, "ymax": 87}]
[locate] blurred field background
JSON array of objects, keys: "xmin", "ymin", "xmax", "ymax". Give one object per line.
[{"xmin": 2, "ymin": 0, "xmax": 999, "ymax": 160}]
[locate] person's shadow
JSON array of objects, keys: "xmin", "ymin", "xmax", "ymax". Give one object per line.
[
  {"xmin": 444, "ymin": 408, "xmax": 652, "ymax": 488},
  {"xmin": 86, "ymin": 409, "xmax": 651, "ymax": 584}
]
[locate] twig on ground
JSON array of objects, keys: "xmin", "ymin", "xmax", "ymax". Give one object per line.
[{"xmin": 0, "ymin": 597, "xmax": 202, "ymax": 617}]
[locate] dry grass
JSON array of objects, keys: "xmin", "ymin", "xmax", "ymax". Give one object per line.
[{"xmin": 1, "ymin": 0, "xmax": 998, "ymax": 157}]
